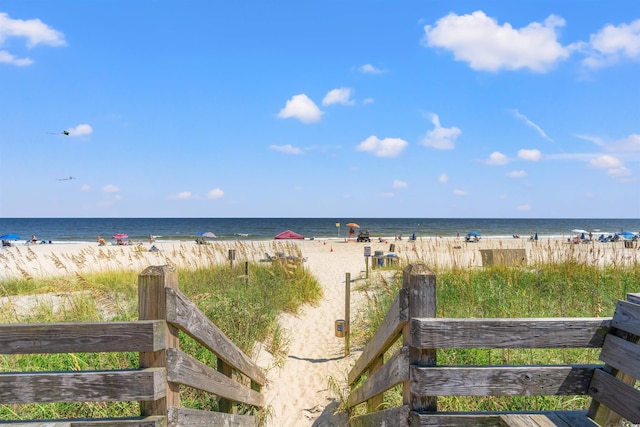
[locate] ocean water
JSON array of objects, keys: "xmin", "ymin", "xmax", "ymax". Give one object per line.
[{"xmin": 0, "ymin": 218, "xmax": 639, "ymax": 244}]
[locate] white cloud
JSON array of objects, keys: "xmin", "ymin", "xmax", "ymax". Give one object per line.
[
  {"xmin": 512, "ymin": 109, "xmax": 552, "ymax": 141},
  {"xmin": 0, "ymin": 50, "xmax": 32, "ymax": 66},
  {"xmin": 102, "ymin": 184, "xmax": 120, "ymax": 193},
  {"xmin": 359, "ymin": 64, "xmax": 386, "ymax": 74},
  {"xmin": 173, "ymin": 192, "xmax": 192, "ymax": 200},
  {"xmin": 270, "ymin": 144, "xmax": 303, "ymax": 155},
  {"xmin": 453, "ymin": 189, "xmax": 468, "ymax": 196},
  {"xmin": 322, "ymin": 87, "xmax": 355, "ymax": 106},
  {"xmin": 438, "ymin": 173, "xmax": 449, "ymax": 183},
  {"xmin": 207, "ymin": 188, "xmax": 224, "ymax": 199},
  {"xmin": 517, "ymin": 149, "xmax": 542, "ymax": 161},
  {"xmin": 67, "ymin": 124, "xmax": 93, "ymax": 137},
  {"xmin": 277, "ymin": 94, "xmax": 323, "ymax": 123},
  {"xmin": 589, "ymin": 155, "xmax": 631, "ymax": 176},
  {"xmin": 420, "ymin": 114, "xmax": 461, "ymax": 150},
  {"xmin": 80, "ymin": 184, "xmax": 91, "ymax": 192},
  {"xmin": 516, "ymin": 204, "xmax": 532, "ymax": 211},
  {"xmin": 583, "ymin": 19, "xmax": 640, "ymax": 68},
  {"xmin": 423, "ymin": 11, "xmax": 570, "ymax": 72},
  {"xmin": 487, "ymin": 151, "xmax": 509, "ymax": 165},
  {"xmin": 0, "ymin": 13, "xmax": 66, "ymax": 66},
  {"xmin": 507, "ymin": 170, "xmax": 527, "ymax": 178},
  {"xmin": 608, "ymin": 134, "xmax": 640, "ymax": 152},
  {"xmin": 356, "ymin": 135, "xmax": 408, "ymax": 158},
  {"xmin": 392, "ymin": 179, "xmax": 408, "ymax": 189},
  {"xmin": 362, "ymin": 97, "xmax": 375, "ymax": 104}
]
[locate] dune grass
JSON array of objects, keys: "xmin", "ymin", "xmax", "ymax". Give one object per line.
[
  {"xmin": 0, "ymin": 256, "xmax": 322, "ymax": 422},
  {"xmin": 350, "ymin": 260, "xmax": 640, "ymax": 415}
]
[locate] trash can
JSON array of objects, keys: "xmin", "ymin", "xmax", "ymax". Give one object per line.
[
  {"xmin": 335, "ymin": 320, "xmax": 346, "ymax": 338},
  {"xmin": 389, "ymin": 244, "xmax": 396, "ymax": 252}
]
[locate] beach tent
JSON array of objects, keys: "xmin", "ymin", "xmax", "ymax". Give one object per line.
[{"xmin": 274, "ymin": 230, "xmax": 304, "ymax": 240}]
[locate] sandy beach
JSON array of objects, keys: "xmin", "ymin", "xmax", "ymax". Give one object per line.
[{"xmin": 1, "ymin": 237, "xmax": 638, "ymax": 426}]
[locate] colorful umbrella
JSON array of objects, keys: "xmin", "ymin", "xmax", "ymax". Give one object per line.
[
  {"xmin": 199, "ymin": 231, "xmax": 217, "ymax": 238},
  {"xmin": 0, "ymin": 234, "xmax": 20, "ymax": 240},
  {"xmin": 274, "ymin": 230, "xmax": 304, "ymax": 240},
  {"xmin": 112, "ymin": 233, "xmax": 128, "ymax": 240},
  {"xmin": 346, "ymin": 223, "xmax": 360, "ymax": 228}
]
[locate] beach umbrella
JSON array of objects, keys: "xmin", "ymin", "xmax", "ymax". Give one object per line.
[
  {"xmin": 274, "ymin": 230, "xmax": 304, "ymax": 240},
  {"xmin": 0, "ymin": 234, "xmax": 20, "ymax": 240},
  {"xmin": 618, "ymin": 231, "xmax": 636, "ymax": 240},
  {"xmin": 199, "ymin": 231, "xmax": 217, "ymax": 238},
  {"xmin": 571, "ymin": 229, "xmax": 588, "ymax": 234},
  {"xmin": 466, "ymin": 231, "xmax": 481, "ymax": 237},
  {"xmin": 112, "ymin": 233, "xmax": 128, "ymax": 240},
  {"xmin": 346, "ymin": 222, "xmax": 360, "ymax": 228}
]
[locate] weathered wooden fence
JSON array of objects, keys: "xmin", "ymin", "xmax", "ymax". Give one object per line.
[
  {"xmin": 346, "ymin": 263, "xmax": 640, "ymax": 426},
  {"xmin": 0, "ymin": 265, "xmax": 266, "ymax": 426}
]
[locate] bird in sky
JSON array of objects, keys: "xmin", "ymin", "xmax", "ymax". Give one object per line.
[
  {"xmin": 56, "ymin": 176, "xmax": 75, "ymax": 181},
  {"xmin": 49, "ymin": 130, "xmax": 70, "ymax": 136}
]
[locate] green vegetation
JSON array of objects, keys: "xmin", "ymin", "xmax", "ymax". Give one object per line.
[
  {"xmin": 350, "ymin": 261, "xmax": 640, "ymax": 414},
  {"xmin": 0, "ymin": 259, "xmax": 322, "ymax": 421}
]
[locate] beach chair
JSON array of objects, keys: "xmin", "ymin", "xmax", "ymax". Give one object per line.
[{"xmin": 2, "ymin": 240, "xmax": 12, "ymax": 247}]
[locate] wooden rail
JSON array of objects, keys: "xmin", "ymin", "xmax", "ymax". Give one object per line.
[
  {"xmin": 346, "ymin": 263, "xmax": 640, "ymax": 427},
  {"xmin": 0, "ymin": 265, "xmax": 265, "ymax": 426}
]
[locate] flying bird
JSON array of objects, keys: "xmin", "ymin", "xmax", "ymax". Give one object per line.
[
  {"xmin": 56, "ymin": 176, "xmax": 75, "ymax": 181},
  {"xmin": 49, "ymin": 130, "xmax": 70, "ymax": 135}
]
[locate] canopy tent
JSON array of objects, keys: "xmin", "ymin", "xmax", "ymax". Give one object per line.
[{"xmin": 274, "ymin": 230, "xmax": 304, "ymax": 240}]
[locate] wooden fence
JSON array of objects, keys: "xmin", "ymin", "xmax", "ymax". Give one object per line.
[
  {"xmin": 346, "ymin": 263, "xmax": 640, "ymax": 427},
  {"xmin": 0, "ymin": 265, "xmax": 266, "ymax": 426}
]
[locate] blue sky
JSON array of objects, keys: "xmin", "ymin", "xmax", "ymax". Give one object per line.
[{"xmin": 1, "ymin": 1, "xmax": 639, "ymax": 218}]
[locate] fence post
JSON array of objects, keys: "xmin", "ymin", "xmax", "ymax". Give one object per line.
[
  {"xmin": 138, "ymin": 265, "xmax": 180, "ymax": 416},
  {"xmin": 402, "ymin": 264, "xmax": 437, "ymax": 412},
  {"xmin": 345, "ymin": 272, "xmax": 351, "ymax": 357}
]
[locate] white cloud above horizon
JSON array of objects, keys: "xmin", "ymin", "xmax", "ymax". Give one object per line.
[
  {"xmin": 270, "ymin": 144, "xmax": 303, "ymax": 155},
  {"xmin": 420, "ymin": 114, "xmax": 461, "ymax": 150},
  {"xmin": 487, "ymin": 152, "xmax": 509, "ymax": 165},
  {"xmin": 582, "ymin": 19, "xmax": 640, "ymax": 68},
  {"xmin": 512, "ymin": 110, "xmax": 552, "ymax": 141},
  {"xmin": 277, "ymin": 94, "xmax": 323, "ymax": 123},
  {"xmin": 518, "ymin": 149, "xmax": 542, "ymax": 161},
  {"xmin": 359, "ymin": 63, "xmax": 386, "ymax": 74},
  {"xmin": 66, "ymin": 124, "xmax": 93, "ymax": 137},
  {"xmin": 322, "ymin": 88, "xmax": 355, "ymax": 106},
  {"xmin": 423, "ymin": 11, "xmax": 571, "ymax": 72},
  {"xmin": 356, "ymin": 135, "xmax": 408, "ymax": 158},
  {"xmin": 0, "ymin": 12, "xmax": 66, "ymax": 66}
]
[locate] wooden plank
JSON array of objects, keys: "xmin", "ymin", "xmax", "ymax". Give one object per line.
[
  {"xmin": 410, "ymin": 365, "xmax": 600, "ymax": 397},
  {"xmin": 598, "ymin": 333, "xmax": 640, "ymax": 378},
  {"xmin": 611, "ymin": 299, "xmax": 640, "ymax": 337},
  {"xmin": 499, "ymin": 413, "xmax": 577, "ymax": 427},
  {"xmin": 0, "ymin": 321, "xmax": 165, "ymax": 354},
  {"xmin": 0, "ymin": 417, "xmax": 167, "ymax": 427},
  {"xmin": 410, "ymin": 318, "xmax": 610, "ymax": 349},
  {"xmin": 348, "ymin": 346, "xmax": 409, "ymax": 408},
  {"xmin": 164, "ymin": 287, "xmax": 266, "ymax": 386},
  {"xmin": 0, "ymin": 368, "xmax": 166, "ymax": 404},
  {"xmin": 167, "ymin": 407, "xmax": 255, "ymax": 427},
  {"xmin": 412, "ymin": 413, "xmax": 506, "ymax": 426},
  {"xmin": 138, "ymin": 265, "xmax": 180, "ymax": 417},
  {"xmin": 349, "ymin": 405, "xmax": 409, "ymax": 427},
  {"xmin": 166, "ymin": 348, "xmax": 264, "ymax": 408},
  {"xmin": 587, "ymin": 368, "xmax": 640, "ymax": 424},
  {"xmin": 412, "ymin": 411, "xmax": 592, "ymax": 427},
  {"xmin": 348, "ymin": 288, "xmax": 408, "ymax": 385},
  {"xmin": 626, "ymin": 292, "xmax": 640, "ymax": 305},
  {"xmin": 402, "ymin": 264, "xmax": 437, "ymax": 412}
]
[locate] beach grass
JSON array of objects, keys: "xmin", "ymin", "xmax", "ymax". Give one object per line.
[
  {"xmin": 349, "ymin": 260, "xmax": 640, "ymax": 416},
  {"xmin": 0, "ymin": 257, "xmax": 322, "ymax": 421}
]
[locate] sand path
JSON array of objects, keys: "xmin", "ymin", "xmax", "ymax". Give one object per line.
[{"xmin": 260, "ymin": 240, "xmax": 389, "ymax": 427}]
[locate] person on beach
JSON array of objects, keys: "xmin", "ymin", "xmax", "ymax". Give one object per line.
[
  {"xmin": 349, "ymin": 228, "xmax": 355, "ymax": 239},
  {"xmin": 31, "ymin": 235, "xmax": 37, "ymax": 245},
  {"xmin": 97, "ymin": 235, "xmax": 106, "ymax": 246},
  {"xmin": 149, "ymin": 234, "xmax": 155, "ymax": 244}
]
